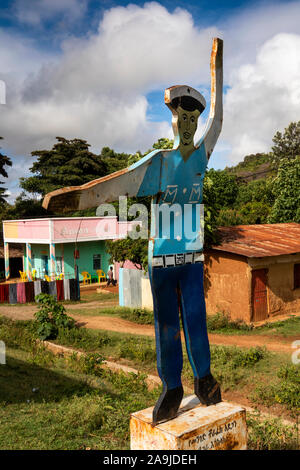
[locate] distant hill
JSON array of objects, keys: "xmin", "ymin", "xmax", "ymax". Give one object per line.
[{"xmin": 224, "ymin": 153, "xmax": 274, "ymax": 182}]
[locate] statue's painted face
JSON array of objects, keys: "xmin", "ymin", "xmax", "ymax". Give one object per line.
[{"xmin": 177, "ymin": 106, "xmax": 200, "ymax": 147}]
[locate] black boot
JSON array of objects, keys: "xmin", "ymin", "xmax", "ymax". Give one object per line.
[
  {"xmin": 194, "ymin": 374, "xmax": 221, "ymax": 405},
  {"xmin": 152, "ymin": 386, "xmax": 184, "ymax": 425}
]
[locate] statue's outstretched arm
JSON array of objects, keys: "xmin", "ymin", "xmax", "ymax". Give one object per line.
[
  {"xmin": 42, "ymin": 149, "xmax": 161, "ymax": 213},
  {"xmin": 196, "ymin": 38, "xmax": 223, "ymax": 160}
]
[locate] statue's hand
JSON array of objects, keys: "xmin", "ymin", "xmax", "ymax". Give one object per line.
[{"xmin": 43, "ymin": 187, "xmax": 82, "ymax": 213}]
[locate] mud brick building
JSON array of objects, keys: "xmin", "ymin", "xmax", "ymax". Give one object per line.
[{"xmin": 205, "ymin": 223, "xmax": 300, "ymax": 322}]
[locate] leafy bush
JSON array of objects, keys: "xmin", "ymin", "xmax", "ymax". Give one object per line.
[
  {"xmin": 28, "ymin": 343, "xmax": 55, "ymax": 368},
  {"xmin": 0, "ymin": 317, "xmax": 35, "ymax": 350},
  {"xmin": 273, "ymin": 365, "xmax": 300, "ymax": 410},
  {"xmin": 56, "ymin": 327, "xmax": 114, "ymax": 351},
  {"xmin": 119, "ymin": 307, "xmax": 154, "ymax": 325},
  {"xmin": 79, "ymin": 353, "xmax": 105, "ymax": 375},
  {"xmin": 207, "ymin": 312, "xmax": 231, "ymax": 330},
  {"xmin": 216, "ymin": 201, "xmax": 271, "ymax": 226},
  {"xmin": 251, "ymin": 364, "xmax": 300, "ymax": 411},
  {"xmin": 211, "ymin": 345, "xmax": 266, "ymax": 369},
  {"xmin": 247, "ymin": 412, "xmax": 299, "ymax": 450},
  {"xmin": 34, "ymin": 294, "xmax": 75, "ymax": 340},
  {"xmin": 118, "ymin": 337, "xmax": 156, "ymax": 364},
  {"xmin": 181, "ymin": 345, "xmax": 267, "ymax": 391},
  {"xmin": 208, "ymin": 346, "xmax": 267, "ymax": 390},
  {"xmin": 207, "ymin": 312, "xmax": 253, "ymax": 332}
]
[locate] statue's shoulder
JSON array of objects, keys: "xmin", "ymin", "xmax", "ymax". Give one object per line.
[
  {"xmin": 194, "ymin": 140, "xmax": 206, "ymax": 152},
  {"xmin": 129, "ymin": 148, "xmax": 164, "ymax": 171}
]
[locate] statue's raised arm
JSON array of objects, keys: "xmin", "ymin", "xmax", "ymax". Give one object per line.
[
  {"xmin": 197, "ymin": 37, "xmax": 223, "ymax": 160},
  {"xmin": 43, "ymin": 38, "xmax": 223, "ymax": 215}
]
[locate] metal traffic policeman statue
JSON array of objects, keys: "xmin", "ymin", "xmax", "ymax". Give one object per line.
[{"xmin": 43, "ymin": 37, "xmax": 223, "ymax": 425}]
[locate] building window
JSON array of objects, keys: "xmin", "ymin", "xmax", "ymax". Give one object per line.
[
  {"xmin": 294, "ymin": 264, "xmax": 300, "ymax": 289},
  {"xmin": 93, "ymin": 254, "xmax": 102, "ymax": 271}
]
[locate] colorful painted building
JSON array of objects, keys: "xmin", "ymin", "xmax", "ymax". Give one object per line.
[{"xmin": 3, "ymin": 217, "xmax": 136, "ymax": 282}]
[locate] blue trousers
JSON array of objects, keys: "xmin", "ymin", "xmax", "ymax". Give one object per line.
[{"xmin": 149, "ymin": 262, "xmax": 210, "ymax": 390}]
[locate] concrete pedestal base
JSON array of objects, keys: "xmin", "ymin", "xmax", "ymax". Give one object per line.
[{"xmin": 130, "ymin": 395, "xmax": 247, "ymax": 450}]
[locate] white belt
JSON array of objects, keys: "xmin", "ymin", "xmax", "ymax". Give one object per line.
[{"xmin": 152, "ymin": 252, "xmax": 204, "ymax": 268}]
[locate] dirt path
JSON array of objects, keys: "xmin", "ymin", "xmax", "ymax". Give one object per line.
[
  {"xmin": 74, "ymin": 316, "xmax": 295, "ymax": 354},
  {"xmin": 0, "ymin": 303, "xmax": 295, "ymax": 354}
]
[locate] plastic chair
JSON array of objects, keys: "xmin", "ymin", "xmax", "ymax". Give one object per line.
[
  {"xmin": 81, "ymin": 271, "xmax": 91, "ymax": 284},
  {"xmin": 96, "ymin": 269, "xmax": 106, "ymax": 283},
  {"xmin": 19, "ymin": 271, "xmax": 28, "ymax": 282}
]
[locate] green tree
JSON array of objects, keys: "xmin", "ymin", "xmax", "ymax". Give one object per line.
[
  {"xmin": 127, "ymin": 138, "xmax": 174, "ymax": 166},
  {"xmin": 202, "ymin": 173, "xmax": 220, "ymax": 246},
  {"xmin": 216, "ymin": 207, "xmax": 244, "ymax": 227},
  {"xmin": 272, "ymin": 121, "xmax": 300, "ymax": 164},
  {"xmin": 268, "ymin": 157, "xmax": 300, "ymax": 223},
  {"xmin": 206, "ymin": 168, "xmax": 239, "ymax": 209},
  {"xmin": 152, "ymin": 137, "xmax": 174, "ymax": 150},
  {"xmin": 106, "ymin": 234, "xmax": 148, "ymax": 270},
  {"xmin": 226, "ymin": 153, "xmax": 272, "ymax": 175},
  {"xmin": 20, "ymin": 137, "xmax": 108, "ymax": 197},
  {"xmin": 100, "ymin": 146, "xmax": 130, "ymax": 173},
  {"xmin": 217, "ymin": 201, "xmax": 271, "ymax": 226},
  {"xmin": 2, "ymin": 192, "xmax": 49, "ymax": 220},
  {"xmin": 0, "ymin": 137, "xmax": 12, "ymax": 204},
  {"xmin": 234, "ymin": 179, "xmax": 274, "ymax": 207}
]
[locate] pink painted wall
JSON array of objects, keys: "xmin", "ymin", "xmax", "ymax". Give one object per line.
[
  {"xmin": 53, "ymin": 218, "xmax": 138, "ymax": 242},
  {"xmin": 4, "ymin": 219, "xmax": 50, "ymax": 241},
  {"xmin": 4, "ymin": 217, "xmax": 140, "ymax": 244},
  {"xmin": 53, "ymin": 217, "xmax": 118, "ymax": 242}
]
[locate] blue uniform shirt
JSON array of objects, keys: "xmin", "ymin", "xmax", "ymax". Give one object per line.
[{"xmin": 133, "ymin": 143, "xmax": 208, "ymax": 257}]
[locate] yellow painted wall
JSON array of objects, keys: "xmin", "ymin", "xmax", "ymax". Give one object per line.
[{"xmin": 3, "ymin": 222, "xmax": 18, "ymax": 239}]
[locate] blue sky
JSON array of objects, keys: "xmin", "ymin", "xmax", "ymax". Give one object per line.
[
  {"xmin": 0, "ymin": 0, "xmax": 300, "ymax": 200},
  {"xmin": 0, "ymin": 1, "xmax": 254, "ymax": 37}
]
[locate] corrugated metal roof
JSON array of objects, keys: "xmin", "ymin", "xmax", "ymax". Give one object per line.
[{"xmin": 212, "ymin": 223, "xmax": 300, "ymax": 258}]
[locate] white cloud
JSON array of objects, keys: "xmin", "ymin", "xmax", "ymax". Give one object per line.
[
  {"xmin": 13, "ymin": 0, "xmax": 88, "ymax": 26},
  {"xmin": 223, "ymin": 33, "xmax": 300, "ymax": 163},
  {"xmin": 0, "ymin": 29, "xmax": 55, "ymax": 80},
  {"xmin": 222, "ymin": 0, "xmax": 300, "ymax": 74},
  {"xmin": 0, "ymin": 2, "xmax": 219, "ymax": 159},
  {"xmin": 1, "ymin": 156, "xmax": 32, "ymax": 204},
  {"xmin": 1, "ymin": 1, "xmax": 300, "ymax": 201}
]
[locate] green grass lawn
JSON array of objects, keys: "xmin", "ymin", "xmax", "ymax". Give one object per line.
[
  {"xmin": 0, "ymin": 316, "xmax": 298, "ymax": 450},
  {"xmin": 70, "ymin": 305, "xmax": 154, "ymax": 325},
  {"xmin": 1, "ymin": 316, "xmax": 299, "ymax": 414},
  {"xmin": 207, "ymin": 313, "xmax": 300, "ymax": 337},
  {"xmin": 0, "ymin": 347, "xmax": 159, "ymax": 450},
  {"xmin": 79, "ymin": 291, "xmax": 118, "ymax": 303}
]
